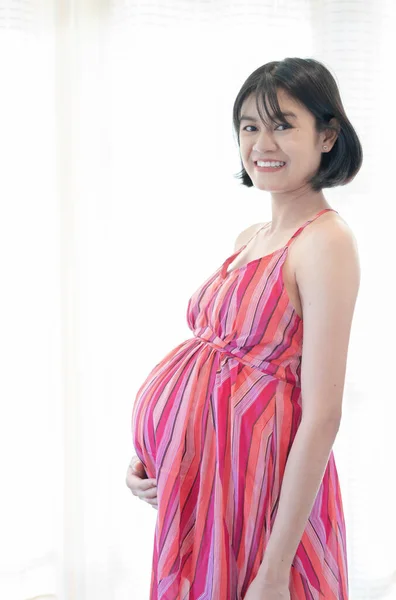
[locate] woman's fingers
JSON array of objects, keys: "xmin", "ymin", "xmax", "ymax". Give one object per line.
[
  {"xmin": 126, "ymin": 456, "xmax": 158, "ymax": 509},
  {"xmin": 126, "ymin": 457, "xmax": 152, "ymax": 488},
  {"xmin": 126, "ymin": 471, "xmax": 158, "ymax": 499},
  {"xmin": 129, "ymin": 457, "xmax": 147, "ymax": 477},
  {"xmin": 139, "ymin": 480, "xmax": 157, "ymax": 498},
  {"xmin": 128, "ymin": 475, "xmax": 156, "ymax": 495},
  {"xmin": 141, "ymin": 484, "xmax": 158, "ymax": 508}
]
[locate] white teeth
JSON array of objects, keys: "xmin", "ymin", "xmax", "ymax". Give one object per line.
[{"xmin": 257, "ymin": 161, "xmax": 285, "ymax": 167}]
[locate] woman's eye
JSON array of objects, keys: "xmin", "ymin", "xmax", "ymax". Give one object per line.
[
  {"xmin": 242, "ymin": 123, "xmax": 290, "ymax": 132},
  {"xmin": 275, "ymin": 123, "xmax": 290, "ymax": 131}
]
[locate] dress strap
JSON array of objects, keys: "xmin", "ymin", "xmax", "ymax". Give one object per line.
[
  {"xmin": 284, "ymin": 208, "xmax": 338, "ymax": 249},
  {"xmin": 240, "ymin": 222, "xmax": 271, "ymax": 249}
]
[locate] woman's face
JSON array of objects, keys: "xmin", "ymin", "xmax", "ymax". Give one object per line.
[{"xmin": 239, "ymin": 89, "xmax": 328, "ymax": 193}]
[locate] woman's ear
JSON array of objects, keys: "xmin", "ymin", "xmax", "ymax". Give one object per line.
[{"xmin": 323, "ymin": 117, "xmax": 340, "ymax": 150}]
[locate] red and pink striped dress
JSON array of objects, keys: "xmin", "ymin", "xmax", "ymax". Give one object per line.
[{"xmin": 132, "ymin": 207, "xmax": 348, "ymax": 599}]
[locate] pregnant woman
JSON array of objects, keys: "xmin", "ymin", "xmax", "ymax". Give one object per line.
[{"xmin": 127, "ymin": 57, "xmax": 362, "ymax": 599}]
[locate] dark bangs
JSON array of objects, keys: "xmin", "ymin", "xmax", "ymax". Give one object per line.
[{"xmin": 249, "ymin": 74, "xmax": 292, "ymax": 129}]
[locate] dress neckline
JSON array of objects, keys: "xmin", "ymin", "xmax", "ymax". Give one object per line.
[{"xmin": 220, "ymin": 208, "xmax": 338, "ymax": 279}]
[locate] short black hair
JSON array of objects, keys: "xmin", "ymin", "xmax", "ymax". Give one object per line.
[{"xmin": 232, "ymin": 57, "xmax": 363, "ymax": 192}]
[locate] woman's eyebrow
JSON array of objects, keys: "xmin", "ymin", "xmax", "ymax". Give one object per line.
[{"xmin": 240, "ymin": 111, "xmax": 297, "ymax": 122}]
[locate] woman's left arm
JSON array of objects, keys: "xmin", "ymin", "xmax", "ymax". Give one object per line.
[{"xmin": 256, "ymin": 221, "xmax": 361, "ymax": 586}]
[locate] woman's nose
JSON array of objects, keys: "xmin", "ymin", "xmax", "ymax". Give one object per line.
[{"xmin": 253, "ymin": 131, "xmax": 278, "ymax": 153}]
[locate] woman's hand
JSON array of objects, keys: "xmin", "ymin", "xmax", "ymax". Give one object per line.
[
  {"xmin": 125, "ymin": 455, "xmax": 158, "ymax": 509},
  {"xmin": 243, "ymin": 575, "xmax": 291, "ymax": 600}
]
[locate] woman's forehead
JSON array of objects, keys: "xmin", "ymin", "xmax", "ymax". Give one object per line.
[{"xmin": 241, "ymin": 92, "xmax": 307, "ymax": 123}]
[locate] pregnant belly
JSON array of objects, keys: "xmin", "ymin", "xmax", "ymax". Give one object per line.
[
  {"xmin": 131, "ymin": 337, "xmax": 205, "ymax": 478},
  {"xmin": 131, "ymin": 335, "xmax": 301, "ymax": 491}
]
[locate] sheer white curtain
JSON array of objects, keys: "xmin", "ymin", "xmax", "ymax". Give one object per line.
[{"xmin": 1, "ymin": 1, "xmax": 396, "ymax": 599}]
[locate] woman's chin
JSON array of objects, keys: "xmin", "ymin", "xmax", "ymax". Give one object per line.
[{"xmin": 253, "ymin": 181, "xmax": 287, "ymax": 192}]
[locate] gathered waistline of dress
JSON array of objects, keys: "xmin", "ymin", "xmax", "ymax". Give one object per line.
[{"xmin": 194, "ymin": 333, "xmax": 300, "ymax": 388}]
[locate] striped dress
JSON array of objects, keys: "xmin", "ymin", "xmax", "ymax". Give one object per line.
[{"xmin": 131, "ymin": 207, "xmax": 349, "ymax": 600}]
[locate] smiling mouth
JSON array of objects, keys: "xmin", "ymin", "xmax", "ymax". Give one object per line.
[
  {"xmin": 254, "ymin": 161, "xmax": 286, "ymax": 165},
  {"xmin": 254, "ymin": 161, "xmax": 287, "ymax": 171}
]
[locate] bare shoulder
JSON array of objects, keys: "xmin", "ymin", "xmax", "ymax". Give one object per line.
[
  {"xmin": 233, "ymin": 222, "xmax": 265, "ymax": 252},
  {"xmin": 294, "ymin": 212, "xmax": 361, "ymax": 309},
  {"xmin": 292, "ymin": 212, "xmax": 360, "ymax": 273}
]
